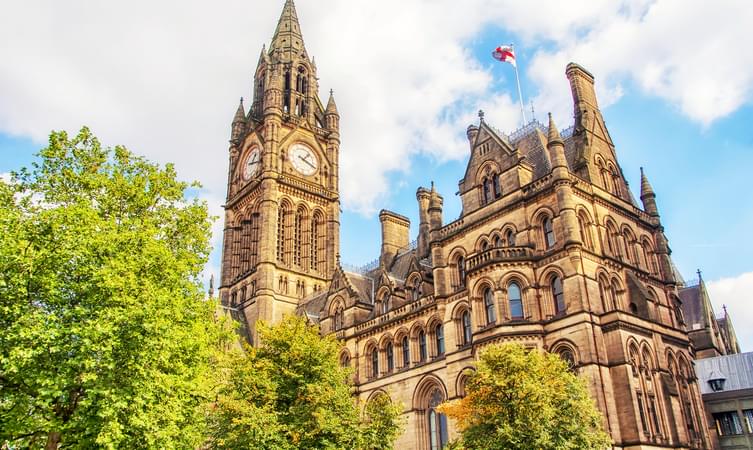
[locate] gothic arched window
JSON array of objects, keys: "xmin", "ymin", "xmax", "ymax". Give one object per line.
[
  {"xmin": 401, "ymin": 336, "xmax": 410, "ymax": 368},
  {"xmin": 505, "ymin": 229, "xmax": 516, "ymax": 247},
  {"xmin": 277, "ymin": 203, "xmax": 289, "ymax": 264},
  {"xmin": 434, "ymin": 323, "xmax": 445, "ymax": 356},
  {"xmin": 543, "ymin": 217, "xmax": 555, "ymax": 249},
  {"xmin": 333, "ymin": 305, "xmax": 343, "ymax": 331},
  {"xmin": 455, "ymin": 255, "xmax": 466, "ymax": 289},
  {"xmin": 427, "ymin": 389, "xmax": 449, "ymax": 450},
  {"xmin": 380, "ymin": 292, "xmax": 390, "ymax": 315},
  {"xmin": 311, "ymin": 212, "xmax": 326, "ymax": 273},
  {"xmin": 461, "ymin": 310, "xmax": 472, "ymax": 345},
  {"xmin": 482, "ymin": 178, "xmax": 492, "ymax": 205},
  {"xmin": 508, "ymin": 282, "xmax": 524, "ymax": 319},
  {"xmin": 493, "ymin": 174, "xmax": 502, "ymax": 198},
  {"xmin": 484, "ymin": 287, "xmax": 496, "ymax": 325},
  {"xmin": 410, "ymin": 277, "xmax": 421, "ymax": 302},
  {"xmin": 294, "ymin": 207, "xmax": 307, "ymax": 267},
  {"xmin": 370, "ymin": 347, "xmax": 379, "ymax": 379},
  {"xmin": 551, "ymin": 275, "xmax": 565, "ymax": 314},
  {"xmin": 419, "ymin": 330, "xmax": 427, "ymax": 362},
  {"xmin": 386, "ymin": 343, "xmax": 394, "ymax": 372}
]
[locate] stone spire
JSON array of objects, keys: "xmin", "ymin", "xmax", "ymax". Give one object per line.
[
  {"xmin": 270, "ymin": 0, "xmax": 307, "ymax": 55},
  {"xmin": 640, "ymin": 167, "xmax": 659, "ymax": 217}
]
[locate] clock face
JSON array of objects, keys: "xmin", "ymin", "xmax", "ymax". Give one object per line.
[
  {"xmin": 288, "ymin": 143, "xmax": 318, "ymax": 176},
  {"xmin": 243, "ymin": 147, "xmax": 261, "ymax": 180}
]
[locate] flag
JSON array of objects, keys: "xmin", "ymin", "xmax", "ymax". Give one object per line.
[{"xmin": 492, "ymin": 45, "xmax": 516, "ymax": 67}]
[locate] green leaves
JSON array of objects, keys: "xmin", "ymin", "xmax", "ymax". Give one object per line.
[
  {"xmin": 206, "ymin": 316, "xmax": 404, "ymax": 450},
  {"xmin": 439, "ymin": 343, "xmax": 612, "ymax": 450},
  {"xmin": 0, "ymin": 128, "xmax": 226, "ymax": 449}
]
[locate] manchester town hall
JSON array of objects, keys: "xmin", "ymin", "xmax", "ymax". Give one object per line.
[{"xmin": 218, "ymin": 1, "xmax": 730, "ymax": 448}]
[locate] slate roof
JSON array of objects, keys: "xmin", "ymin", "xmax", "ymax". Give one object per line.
[{"xmin": 678, "ymin": 284, "xmax": 705, "ymax": 329}]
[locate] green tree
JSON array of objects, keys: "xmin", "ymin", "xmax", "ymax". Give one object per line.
[
  {"xmin": 0, "ymin": 128, "xmax": 228, "ymax": 449},
  {"xmin": 439, "ymin": 343, "xmax": 611, "ymax": 450},
  {"xmin": 207, "ymin": 315, "xmax": 403, "ymax": 449}
]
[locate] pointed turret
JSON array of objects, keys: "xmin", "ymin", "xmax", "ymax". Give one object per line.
[
  {"xmin": 547, "ymin": 112, "xmax": 564, "ymax": 147},
  {"xmin": 325, "ymin": 90, "xmax": 339, "ymax": 115},
  {"xmin": 231, "ymin": 97, "xmax": 246, "ymax": 142},
  {"xmin": 640, "ymin": 167, "xmax": 659, "ymax": 217},
  {"xmin": 270, "ymin": 0, "xmax": 307, "ymax": 56},
  {"xmin": 324, "ymin": 89, "xmax": 340, "ymax": 132},
  {"xmin": 547, "ymin": 113, "xmax": 567, "ymax": 170}
]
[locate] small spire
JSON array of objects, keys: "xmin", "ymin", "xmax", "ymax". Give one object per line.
[
  {"xmin": 697, "ymin": 269, "xmax": 703, "ymax": 282},
  {"xmin": 208, "ymin": 274, "xmax": 215, "ymax": 298},
  {"xmin": 431, "ymin": 181, "xmax": 435, "ymax": 192},
  {"xmin": 325, "ymin": 89, "xmax": 339, "ymax": 115},
  {"xmin": 547, "ymin": 112, "xmax": 563, "ymax": 146},
  {"xmin": 478, "ymin": 110, "xmax": 485, "ymax": 122},
  {"xmin": 232, "ymin": 97, "xmax": 245, "ymax": 123},
  {"xmin": 640, "ymin": 167, "xmax": 656, "ymax": 199}
]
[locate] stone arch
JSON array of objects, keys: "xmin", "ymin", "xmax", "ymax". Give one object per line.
[
  {"xmin": 455, "ymin": 367, "xmax": 476, "ymax": 398},
  {"xmin": 576, "ymin": 206, "xmax": 595, "ymax": 249},
  {"xmin": 448, "ymin": 247, "xmax": 468, "ymax": 291},
  {"xmin": 338, "ymin": 348, "xmax": 351, "ymax": 367},
  {"xmin": 603, "ymin": 216, "xmax": 622, "ymax": 258},
  {"xmin": 366, "ymin": 389, "xmax": 391, "ymax": 404},
  {"xmin": 550, "ymin": 339, "xmax": 579, "ymax": 370},
  {"xmin": 413, "ymin": 375, "xmax": 450, "ymax": 450},
  {"xmin": 532, "ymin": 207, "xmax": 557, "ymax": 250},
  {"xmin": 499, "ymin": 271, "xmax": 531, "ymax": 320},
  {"xmin": 475, "ymin": 235, "xmax": 491, "ymax": 252}
]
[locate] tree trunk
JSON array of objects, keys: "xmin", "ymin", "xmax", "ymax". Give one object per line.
[{"xmin": 45, "ymin": 432, "xmax": 61, "ymax": 450}]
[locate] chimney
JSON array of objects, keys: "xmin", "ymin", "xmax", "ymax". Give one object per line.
[
  {"xmin": 566, "ymin": 63, "xmax": 599, "ymax": 131},
  {"xmin": 429, "ymin": 185, "xmax": 443, "ymax": 231},
  {"xmin": 379, "ymin": 210, "xmax": 410, "ymax": 269},
  {"xmin": 416, "ymin": 187, "xmax": 432, "ymax": 259}
]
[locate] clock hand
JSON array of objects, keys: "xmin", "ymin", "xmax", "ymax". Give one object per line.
[{"xmin": 298, "ymin": 156, "xmax": 316, "ymax": 169}]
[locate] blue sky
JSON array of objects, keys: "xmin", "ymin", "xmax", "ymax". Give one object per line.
[{"xmin": 2, "ymin": 0, "xmax": 752, "ymax": 349}]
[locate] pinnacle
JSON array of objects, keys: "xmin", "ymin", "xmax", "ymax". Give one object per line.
[
  {"xmin": 325, "ymin": 89, "xmax": 339, "ymax": 115},
  {"xmin": 232, "ymin": 97, "xmax": 246, "ymax": 123},
  {"xmin": 547, "ymin": 112, "xmax": 563, "ymax": 146},
  {"xmin": 640, "ymin": 167, "xmax": 655, "ymax": 198}
]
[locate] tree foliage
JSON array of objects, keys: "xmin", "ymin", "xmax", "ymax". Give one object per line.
[
  {"xmin": 0, "ymin": 128, "xmax": 227, "ymax": 449},
  {"xmin": 438, "ymin": 343, "xmax": 612, "ymax": 450},
  {"xmin": 206, "ymin": 315, "xmax": 404, "ymax": 450}
]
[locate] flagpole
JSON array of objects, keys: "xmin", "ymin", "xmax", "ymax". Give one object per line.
[{"xmin": 512, "ymin": 44, "xmax": 527, "ymax": 126}]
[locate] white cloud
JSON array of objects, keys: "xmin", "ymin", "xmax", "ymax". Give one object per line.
[
  {"xmin": 0, "ymin": 172, "xmax": 10, "ymax": 183},
  {"xmin": 523, "ymin": 0, "xmax": 753, "ymax": 127},
  {"xmin": 1, "ymin": 1, "xmax": 751, "ymax": 240},
  {"xmin": 707, "ymin": 271, "xmax": 753, "ymax": 353}
]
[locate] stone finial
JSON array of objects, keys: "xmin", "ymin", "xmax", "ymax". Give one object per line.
[{"xmin": 478, "ymin": 110, "xmax": 485, "ymax": 122}]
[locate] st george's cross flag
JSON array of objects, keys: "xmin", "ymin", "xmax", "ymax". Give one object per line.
[{"xmin": 492, "ymin": 45, "xmax": 516, "ymax": 67}]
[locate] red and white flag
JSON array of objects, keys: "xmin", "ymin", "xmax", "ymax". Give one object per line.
[{"xmin": 492, "ymin": 45, "xmax": 516, "ymax": 67}]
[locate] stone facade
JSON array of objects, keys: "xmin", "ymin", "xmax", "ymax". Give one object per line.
[{"xmin": 219, "ymin": 1, "xmax": 715, "ymax": 448}]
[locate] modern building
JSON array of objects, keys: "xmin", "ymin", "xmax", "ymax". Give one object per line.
[
  {"xmin": 696, "ymin": 352, "xmax": 753, "ymax": 449},
  {"xmin": 219, "ymin": 1, "xmax": 716, "ymax": 448}
]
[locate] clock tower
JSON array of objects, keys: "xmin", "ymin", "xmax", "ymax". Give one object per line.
[{"xmin": 219, "ymin": 0, "xmax": 340, "ymax": 343}]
